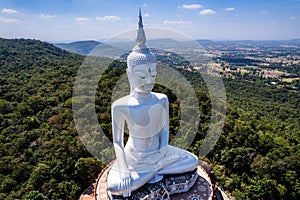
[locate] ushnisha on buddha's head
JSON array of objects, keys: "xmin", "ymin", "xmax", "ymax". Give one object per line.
[{"xmin": 126, "ymin": 10, "xmax": 157, "ymax": 94}]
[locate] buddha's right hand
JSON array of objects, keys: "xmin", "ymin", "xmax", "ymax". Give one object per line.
[{"xmin": 119, "ymin": 171, "xmax": 132, "ymax": 197}]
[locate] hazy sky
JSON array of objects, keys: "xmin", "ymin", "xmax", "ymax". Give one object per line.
[{"xmin": 0, "ymin": 0, "xmax": 300, "ymax": 41}]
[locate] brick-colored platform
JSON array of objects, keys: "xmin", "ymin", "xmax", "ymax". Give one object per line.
[{"xmin": 79, "ymin": 162, "xmax": 213, "ymax": 200}]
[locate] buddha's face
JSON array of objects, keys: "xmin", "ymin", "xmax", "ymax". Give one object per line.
[{"xmin": 127, "ymin": 63, "xmax": 157, "ymax": 93}]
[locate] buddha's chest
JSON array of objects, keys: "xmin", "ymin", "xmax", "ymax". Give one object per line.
[{"xmin": 126, "ymin": 103, "xmax": 167, "ymax": 138}]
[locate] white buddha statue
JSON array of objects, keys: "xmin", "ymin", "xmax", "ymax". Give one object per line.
[{"xmin": 107, "ymin": 9, "xmax": 199, "ymax": 197}]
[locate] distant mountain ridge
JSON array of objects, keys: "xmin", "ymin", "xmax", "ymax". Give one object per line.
[
  {"xmin": 289, "ymin": 38, "xmax": 300, "ymax": 44},
  {"xmin": 54, "ymin": 38, "xmax": 300, "ymax": 56},
  {"xmin": 55, "ymin": 40, "xmax": 100, "ymax": 55},
  {"xmin": 54, "ymin": 38, "xmax": 204, "ymax": 55}
]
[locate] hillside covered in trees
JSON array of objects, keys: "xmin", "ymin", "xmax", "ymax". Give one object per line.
[{"xmin": 0, "ymin": 38, "xmax": 299, "ymax": 199}]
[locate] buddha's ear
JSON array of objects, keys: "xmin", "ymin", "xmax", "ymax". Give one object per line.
[
  {"xmin": 126, "ymin": 68, "xmax": 134, "ymax": 93},
  {"xmin": 126, "ymin": 68, "xmax": 132, "ymax": 84}
]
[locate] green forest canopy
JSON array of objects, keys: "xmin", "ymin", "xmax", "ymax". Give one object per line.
[{"xmin": 0, "ymin": 38, "xmax": 299, "ymax": 199}]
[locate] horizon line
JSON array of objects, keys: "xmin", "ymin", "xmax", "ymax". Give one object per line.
[{"xmin": 2, "ymin": 37, "xmax": 300, "ymax": 44}]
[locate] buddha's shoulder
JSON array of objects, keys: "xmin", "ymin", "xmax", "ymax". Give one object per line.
[
  {"xmin": 152, "ymin": 92, "xmax": 168, "ymax": 101},
  {"xmin": 112, "ymin": 93, "xmax": 168, "ymax": 109},
  {"xmin": 112, "ymin": 95, "xmax": 131, "ymax": 108}
]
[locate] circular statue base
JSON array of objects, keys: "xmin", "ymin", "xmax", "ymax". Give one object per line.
[{"xmin": 80, "ymin": 162, "xmax": 227, "ymax": 200}]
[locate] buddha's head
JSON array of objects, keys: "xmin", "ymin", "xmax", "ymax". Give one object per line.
[{"xmin": 127, "ymin": 8, "xmax": 157, "ymax": 94}]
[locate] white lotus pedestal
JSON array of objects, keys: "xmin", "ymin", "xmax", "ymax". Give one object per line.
[{"xmin": 94, "ymin": 163, "xmax": 213, "ymax": 200}]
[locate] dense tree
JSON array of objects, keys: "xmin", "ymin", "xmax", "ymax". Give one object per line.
[{"xmin": 0, "ymin": 38, "xmax": 299, "ymax": 199}]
